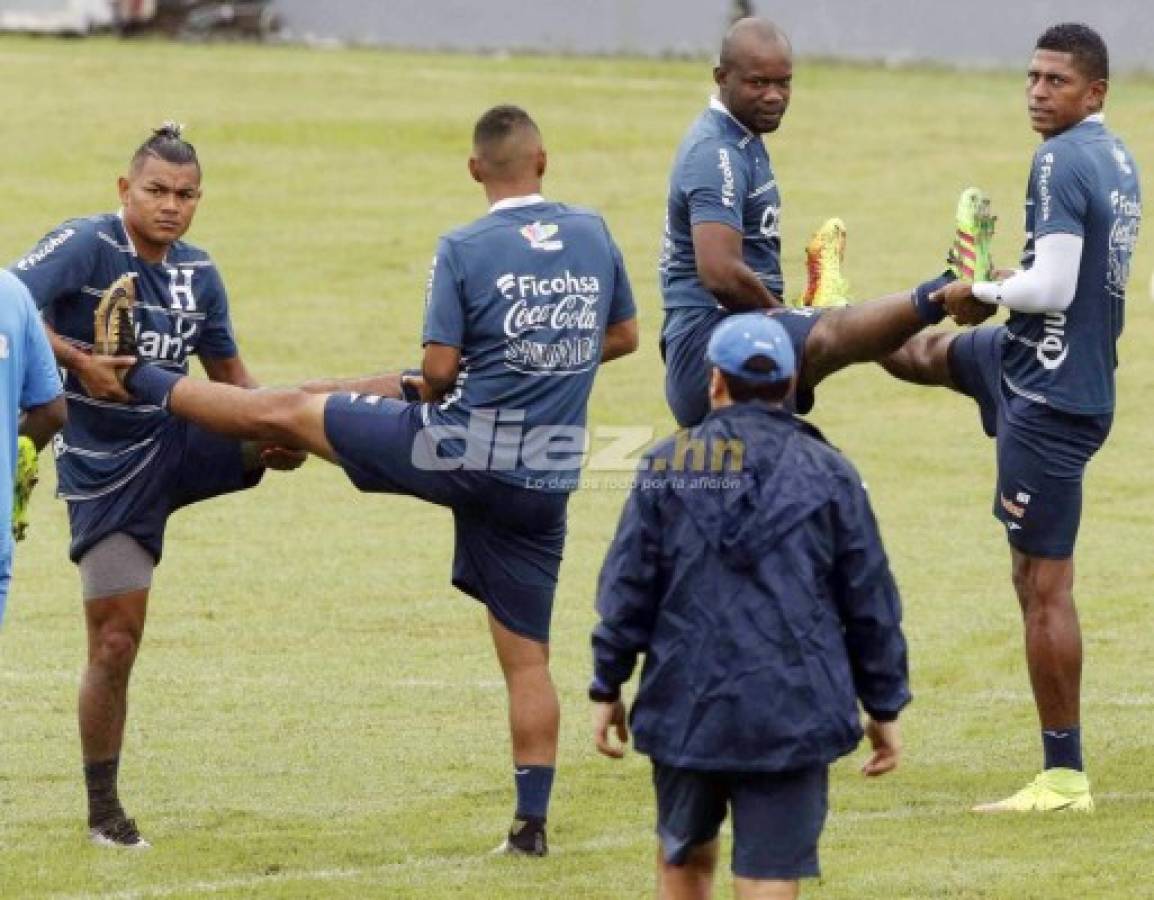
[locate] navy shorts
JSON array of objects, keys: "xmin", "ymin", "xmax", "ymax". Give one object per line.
[
  {"xmin": 661, "ymin": 307, "xmax": 822, "ymax": 427},
  {"xmin": 67, "ymin": 419, "xmax": 262, "ymax": 564},
  {"xmin": 652, "ymin": 763, "xmax": 829, "ymax": 881},
  {"xmin": 948, "ymin": 326, "xmax": 1112, "ymax": 558},
  {"xmin": 324, "ymin": 394, "xmax": 568, "ymax": 643}
]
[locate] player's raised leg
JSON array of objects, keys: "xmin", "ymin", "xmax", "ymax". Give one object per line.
[{"xmin": 123, "ymin": 366, "xmax": 337, "ymax": 463}]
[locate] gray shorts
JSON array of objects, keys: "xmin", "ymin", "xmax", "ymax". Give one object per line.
[{"xmin": 79, "ymin": 533, "xmax": 155, "ymax": 601}]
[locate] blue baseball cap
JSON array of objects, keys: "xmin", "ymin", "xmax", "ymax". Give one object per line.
[{"xmin": 706, "ymin": 313, "xmax": 796, "ymax": 385}]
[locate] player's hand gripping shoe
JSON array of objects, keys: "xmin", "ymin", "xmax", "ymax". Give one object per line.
[
  {"xmin": 12, "ymin": 436, "xmax": 38, "ymax": 542},
  {"xmin": 972, "ymin": 768, "xmax": 1093, "ymax": 814},
  {"xmin": 93, "ymin": 273, "xmax": 138, "ymax": 357},
  {"xmin": 800, "ymin": 217, "xmax": 851, "ymax": 307},
  {"xmin": 946, "ymin": 187, "xmax": 997, "ymax": 282}
]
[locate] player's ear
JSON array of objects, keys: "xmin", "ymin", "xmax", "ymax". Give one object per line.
[
  {"xmin": 536, "ymin": 147, "xmax": 547, "ymax": 179},
  {"xmin": 117, "ymin": 176, "xmax": 131, "ymax": 204},
  {"xmin": 468, "ymin": 155, "xmax": 484, "ymax": 185},
  {"xmin": 1088, "ymin": 78, "xmax": 1108, "ymax": 112},
  {"xmin": 713, "ymin": 65, "xmax": 726, "ymax": 91},
  {"xmin": 708, "ymin": 367, "xmax": 726, "ymax": 405}
]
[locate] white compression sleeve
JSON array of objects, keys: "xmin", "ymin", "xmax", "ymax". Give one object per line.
[{"xmin": 971, "ymin": 232, "xmax": 1083, "ymax": 313}]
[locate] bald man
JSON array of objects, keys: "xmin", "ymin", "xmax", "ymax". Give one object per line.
[
  {"xmin": 114, "ymin": 104, "xmax": 638, "ymax": 856},
  {"xmin": 660, "ymin": 17, "xmax": 993, "ymax": 429}
]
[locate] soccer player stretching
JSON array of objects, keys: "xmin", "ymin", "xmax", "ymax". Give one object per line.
[
  {"xmin": 9, "ymin": 125, "xmax": 304, "ymax": 847},
  {"xmin": 885, "ymin": 23, "xmax": 1141, "ymax": 811},
  {"xmin": 118, "ymin": 106, "xmax": 639, "ymax": 854}
]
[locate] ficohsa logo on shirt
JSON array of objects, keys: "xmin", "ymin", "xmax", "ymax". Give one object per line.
[
  {"xmin": 497, "ymin": 271, "xmax": 602, "ymax": 337},
  {"xmin": 16, "ymin": 228, "xmax": 76, "ymax": 270},
  {"xmin": 495, "ymin": 270, "xmax": 604, "ymax": 373}
]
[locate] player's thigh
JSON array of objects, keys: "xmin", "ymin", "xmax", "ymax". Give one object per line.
[
  {"xmin": 171, "ymin": 420, "xmax": 267, "ymax": 509},
  {"xmin": 323, "ymin": 393, "xmax": 461, "ymax": 504},
  {"xmin": 662, "ymin": 308, "xmax": 725, "ymax": 428},
  {"xmin": 652, "ymin": 763, "xmax": 730, "ymax": 867},
  {"xmin": 728, "ymin": 766, "xmax": 828, "ymax": 881},
  {"xmin": 994, "ymin": 407, "xmax": 1110, "ymax": 559},
  {"xmin": 451, "ymin": 488, "xmax": 568, "ymax": 644}
]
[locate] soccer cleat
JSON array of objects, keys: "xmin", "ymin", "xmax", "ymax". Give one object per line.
[
  {"xmin": 972, "ymin": 768, "xmax": 1094, "ymax": 814},
  {"xmin": 92, "ymin": 273, "xmax": 138, "ymax": 356},
  {"xmin": 800, "ymin": 217, "xmax": 851, "ymax": 307},
  {"xmin": 946, "ymin": 187, "xmax": 997, "ymax": 282},
  {"xmin": 494, "ymin": 817, "xmax": 548, "ymax": 857},
  {"xmin": 89, "ymin": 816, "xmax": 151, "ymax": 849},
  {"xmin": 12, "ymin": 436, "xmax": 38, "ymax": 542}
]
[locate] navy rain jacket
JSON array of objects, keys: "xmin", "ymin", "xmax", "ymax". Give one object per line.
[{"xmin": 592, "ymin": 404, "xmax": 910, "ymax": 772}]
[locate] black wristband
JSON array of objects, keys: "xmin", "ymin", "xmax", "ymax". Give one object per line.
[
  {"xmin": 400, "ymin": 368, "xmax": 422, "ymax": 403},
  {"xmin": 588, "ymin": 683, "xmax": 620, "ymax": 703}
]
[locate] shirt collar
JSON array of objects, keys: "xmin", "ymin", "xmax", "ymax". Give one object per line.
[
  {"xmin": 116, "ymin": 208, "xmax": 170, "ymax": 265},
  {"xmin": 709, "ymin": 97, "xmax": 754, "ymax": 138},
  {"xmin": 490, "ymin": 193, "xmax": 546, "ymax": 213},
  {"xmin": 1082, "ymin": 113, "xmax": 1105, "ymax": 125}
]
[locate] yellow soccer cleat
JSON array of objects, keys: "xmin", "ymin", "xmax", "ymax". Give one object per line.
[
  {"xmin": 800, "ymin": 217, "xmax": 851, "ymax": 307},
  {"xmin": 946, "ymin": 187, "xmax": 997, "ymax": 282},
  {"xmin": 12, "ymin": 435, "xmax": 38, "ymax": 542},
  {"xmin": 972, "ymin": 768, "xmax": 1094, "ymax": 814}
]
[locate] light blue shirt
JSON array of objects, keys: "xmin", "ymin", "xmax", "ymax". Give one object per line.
[{"xmin": 0, "ymin": 270, "xmax": 64, "ymax": 622}]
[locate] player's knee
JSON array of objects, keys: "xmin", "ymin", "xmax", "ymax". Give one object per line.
[
  {"xmin": 95, "ymin": 626, "xmax": 141, "ymax": 674},
  {"xmin": 253, "ymin": 389, "xmax": 314, "ymax": 445}
]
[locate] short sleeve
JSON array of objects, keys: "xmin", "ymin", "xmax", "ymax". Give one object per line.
[
  {"xmin": 606, "ymin": 235, "xmax": 637, "ymax": 325},
  {"xmin": 421, "ymin": 239, "xmax": 466, "ymax": 348},
  {"xmin": 195, "ymin": 265, "xmax": 239, "ymax": 358},
  {"xmin": 19, "ymin": 286, "xmax": 63, "ymax": 408},
  {"xmin": 1033, "ymin": 144, "xmax": 1090, "ymax": 239},
  {"xmin": 9, "ymin": 221, "xmax": 99, "ymax": 310},
  {"xmin": 682, "ymin": 139, "xmax": 749, "ymax": 233}
]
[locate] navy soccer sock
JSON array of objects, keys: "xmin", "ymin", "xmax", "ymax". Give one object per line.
[
  {"xmin": 1042, "ymin": 726, "xmax": 1083, "ymax": 771},
  {"xmin": 910, "ymin": 272, "xmax": 956, "ymax": 324},
  {"xmin": 124, "ymin": 363, "xmax": 184, "ymax": 409},
  {"xmin": 514, "ymin": 765, "xmax": 555, "ymax": 822},
  {"xmin": 84, "ymin": 756, "xmax": 125, "ymax": 827}
]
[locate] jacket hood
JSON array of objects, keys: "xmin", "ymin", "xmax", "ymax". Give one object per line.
[{"xmin": 666, "ymin": 405, "xmax": 835, "ymax": 570}]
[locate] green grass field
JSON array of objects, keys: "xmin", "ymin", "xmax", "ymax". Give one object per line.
[{"xmin": 2, "ymin": 35, "xmax": 1154, "ymax": 898}]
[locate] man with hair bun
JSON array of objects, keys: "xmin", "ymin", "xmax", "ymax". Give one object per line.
[
  {"xmin": 8, "ymin": 123, "xmax": 304, "ymax": 848},
  {"xmin": 113, "ymin": 104, "xmax": 639, "ymax": 856}
]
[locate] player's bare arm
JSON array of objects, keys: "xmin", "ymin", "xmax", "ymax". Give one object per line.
[
  {"xmin": 693, "ymin": 222, "xmax": 782, "ymax": 311},
  {"xmin": 421, "ymin": 342, "xmax": 462, "ymax": 402},
  {"xmin": 19, "ymin": 396, "xmax": 67, "ymax": 451},
  {"xmin": 298, "ymin": 372, "xmax": 407, "ymax": 397},
  {"xmin": 601, "ymin": 317, "xmax": 639, "ymax": 363},
  {"xmin": 200, "ymin": 353, "xmax": 258, "ymax": 389},
  {"xmin": 43, "ymin": 322, "xmax": 133, "ymax": 403}
]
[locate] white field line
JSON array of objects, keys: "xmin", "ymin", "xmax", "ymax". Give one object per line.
[{"xmin": 51, "ymin": 833, "xmax": 641, "ymax": 900}]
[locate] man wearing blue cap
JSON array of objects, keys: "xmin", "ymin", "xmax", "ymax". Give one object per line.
[{"xmin": 590, "ymin": 313, "xmax": 910, "ymax": 899}]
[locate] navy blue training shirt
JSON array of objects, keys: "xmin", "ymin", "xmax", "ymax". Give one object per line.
[
  {"xmin": 421, "ymin": 196, "xmax": 636, "ymax": 492},
  {"xmin": 1004, "ymin": 115, "xmax": 1141, "ymax": 415},
  {"xmin": 10, "ymin": 213, "xmax": 238, "ymax": 500},
  {"xmin": 659, "ymin": 98, "xmax": 783, "ymax": 310}
]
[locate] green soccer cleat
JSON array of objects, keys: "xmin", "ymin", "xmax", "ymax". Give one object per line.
[
  {"xmin": 946, "ymin": 187, "xmax": 997, "ymax": 282},
  {"xmin": 972, "ymin": 768, "xmax": 1094, "ymax": 814},
  {"xmin": 800, "ymin": 217, "xmax": 852, "ymax": 307},
  {"xmin": 12, "ymin": 435, "xmax": 38, "ymax": 542}
]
